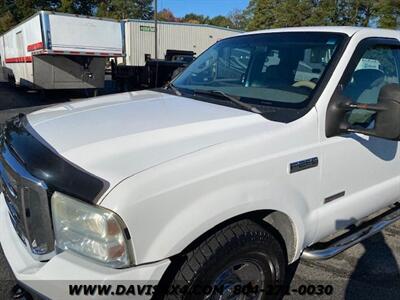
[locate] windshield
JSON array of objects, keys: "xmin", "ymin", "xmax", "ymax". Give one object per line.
[{"xmin": 173, "ymin": 32, "xmax": 345, "ymax": 110}]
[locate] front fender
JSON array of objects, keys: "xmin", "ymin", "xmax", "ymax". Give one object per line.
[{"xmin": 102, "ymin": 175, "xmax": 315, "ymax": 265}]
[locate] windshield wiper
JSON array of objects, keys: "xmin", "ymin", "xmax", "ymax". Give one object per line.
[
  {"xmin": 165, "ymin": 82, "xmax": 182, "ymax": 96},
  {"xmin": 193, "ymin": 89, "xmax": 262, "ymax": 114}
]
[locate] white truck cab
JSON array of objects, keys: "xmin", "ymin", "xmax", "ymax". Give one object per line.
[{"xmin": 1, "ymin": 27, "xmax": 400, "ymax": 299}]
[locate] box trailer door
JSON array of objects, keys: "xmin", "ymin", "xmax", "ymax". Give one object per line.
[
  {"xmin": 16, "ymin": 31, "xmax": 28, "ymax": 80},
  {"xmin": 48, "ymin": 14, "xmax": 123, "ymax": 55}
]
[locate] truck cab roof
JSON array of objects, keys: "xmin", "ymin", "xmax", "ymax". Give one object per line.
[{"xmin": 239, "ymin": 26, "xmax": 400, "ymax": 38}]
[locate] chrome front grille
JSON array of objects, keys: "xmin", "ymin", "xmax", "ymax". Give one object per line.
[{"xmin": 0, "ymin": 141, "xmax": 55, "ymax": 261}]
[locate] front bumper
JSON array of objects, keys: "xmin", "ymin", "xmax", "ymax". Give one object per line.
[{"xmin": 0, "ymin": 193, "xmax": 170, "ymax": 299}]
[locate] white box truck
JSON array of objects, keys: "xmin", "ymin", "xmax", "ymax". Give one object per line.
[{"xmin": 0, "ymin": 11, "xmax": 123, "ymax": 90}]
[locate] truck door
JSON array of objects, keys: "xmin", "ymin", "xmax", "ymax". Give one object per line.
[{"xmin": 317, "ymin": 38, "xmax": 400, "ymax": 240}]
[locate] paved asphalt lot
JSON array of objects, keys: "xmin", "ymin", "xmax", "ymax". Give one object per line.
[{"xmin": 0, "ymin": 82, "xmax": 399, "ymax": 299}]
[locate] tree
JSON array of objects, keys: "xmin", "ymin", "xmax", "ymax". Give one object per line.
[
  {"xmin": 374, "ymin": 0, "xmax": 400, "ymax": 28},
  {"xmin": 228, "ymin": 9, "xmax": 249, "ymax": 30},
  {"xmin": 58, "ymin": 0, "xmax": 97, "ymax": 15},
  {"xmin": 273, "ymin": 0, "xmax": 314, "ymax": 28},
  {"xmin": 181, "ymin": 13, "xmax": 209, "ymax": 24},
  {"xmin": 96, "ymin": 0, "xmax": 153, "ymax": 20},
  {"xmin": 304, "ymin": 0, "xmax": 340, "ymax": 26},
  {"xmin": 157, "ymin": 8, "xmax": 177, "ymax": 22},
  {"xmin": 209, "ymin": 15, "xmax": 234, "ymax": 28},
  {"xmin": 0, "ymin": 11, "xmax": 16, "ymax": 33},
  {"xmin": 0, "ymin": 0, "xmax": 15, "ymax": 33},
  {"xmin": 0, "ymin": 0, "xmax": 58, "ymax": 27},
  {"xmin": 245, "ymin": 0, "xmax": 400, "ymax": 30},
  {"xmin": 246, "ymin": 0, "xmax": 279, "ymax": 30},
  {"xmin": 58, "ymin": 0, "xmax": 74, "ymax": 13}
]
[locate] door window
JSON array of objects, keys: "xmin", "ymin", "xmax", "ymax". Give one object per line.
[{"xmin": 342, "ymin": 45, "xmax": 400, "ymax": 127}]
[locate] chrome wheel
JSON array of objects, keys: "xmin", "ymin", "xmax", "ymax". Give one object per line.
[{"xmin": 206, "ymin": 259, "xmax": 266, "ymax": 300}]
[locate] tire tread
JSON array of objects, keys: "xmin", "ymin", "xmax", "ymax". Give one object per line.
[{"xmin": 164, "ymin": 219, "xmax": 285, "ymax": 300}]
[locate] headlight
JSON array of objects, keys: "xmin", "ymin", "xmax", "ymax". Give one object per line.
[{"xmin": 51, "ymin": 192, "xmax": 134, "ymax": 268}]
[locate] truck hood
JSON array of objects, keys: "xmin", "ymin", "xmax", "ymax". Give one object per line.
[{"xmin": 27, "ymin": 90, "xmax": 277, "ymax": 187}]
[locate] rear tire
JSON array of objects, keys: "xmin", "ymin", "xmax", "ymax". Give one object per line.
[{"xmin": 162, "ymin": 219, "xmax": 287, "ymax": 300}]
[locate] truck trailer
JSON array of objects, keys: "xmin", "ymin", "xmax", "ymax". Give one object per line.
[{"xmin": 0, "ymin": 11, "xmax": 123, "ymax": 90}]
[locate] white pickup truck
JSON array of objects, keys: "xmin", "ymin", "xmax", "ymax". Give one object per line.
[{"xmin": 1, "ymin": 27, "xmax": 400, "ymax": 300}]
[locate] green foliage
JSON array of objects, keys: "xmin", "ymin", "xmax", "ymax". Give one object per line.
[
  {"xmin": 375, "ymin": 0, "xmax": 400, "ymax": 28},
  {"xmin": 0, "ymin": 0, "xmax": 154, "ymax": 33},
  {"xmin": 157, "ymin": 10, "xmax": 243, "ymax": 30},
  {"xmin": 159, "ymin": 10, "xmax": 245, "ymax": 30},
  {"xmin": 0, "ymin": 0, "xmax": 58, "ymax": 32},
  {"xmin": 246, "ymin": 0, "xmax": 277, "ymax": 30},
  {"xmin": 181, "ymin": 13, "xmax": 209, "ymax": 24},
  {"xmin": 209, "ymin": 15, "xmax": 234, "ymax": 28},
  {"xmin": 246, "ymin": 0, "xmax": 400, "ymax": 30},
  {"xmin": 96, "ymin": 0, "xmax": 153, "ymax": 20},
  {"xmin": 157, "ymin": 8, "xmax": 177, "ymax": 22},
  {"xmin": 228, "ymin": 9, "xmax": 250, "ymax": 30},
  {"xmin": 0, "ymin": 11, "xmax": 16, "ymax": 33},
  {"xmin": 58, "ymin": 0, "xmax": 97, "ymax": 15}
]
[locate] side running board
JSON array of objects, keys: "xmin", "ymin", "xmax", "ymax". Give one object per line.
[{"xmin": 302, "ymin": 203, "xmax": 400, "ymax": 260}]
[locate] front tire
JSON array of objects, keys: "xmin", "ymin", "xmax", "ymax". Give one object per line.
[{"xmin": 163, "ymin": 219, "xmax": 287, "ymax": 300}]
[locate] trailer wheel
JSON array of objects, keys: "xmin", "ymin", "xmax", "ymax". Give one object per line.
[{"xmin": 162, "ymin": 219, "xmax": 287, "ymax": 300}]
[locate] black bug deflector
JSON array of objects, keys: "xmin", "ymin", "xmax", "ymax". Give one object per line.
[{"xmin": 1, "ymin": 114, "xmax": 109, "ymax": 203}]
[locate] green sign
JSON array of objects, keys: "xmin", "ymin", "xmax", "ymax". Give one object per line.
[{"xmin": 140, "ymin": 25, "xmax": 155, "ymax": 32}]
